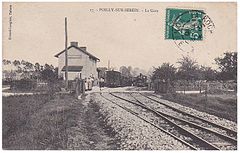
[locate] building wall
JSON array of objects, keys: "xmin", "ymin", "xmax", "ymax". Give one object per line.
[
  {"xmin": 60, "ymin": 71, "xmax": 81, "ymax": 80},
  {"xmin": 58, "ymin": 47, "xmax": 98, "ymax": 80}
]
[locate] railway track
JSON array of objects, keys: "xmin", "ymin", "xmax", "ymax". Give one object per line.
[
  {"xmin": 101, "ymin": 92, "xmax": 226, "ymax": 150},
  {"xmin": 100, "ymin": 93, "xmax": 200, "ymax": 150},
  {"xmin": 108, "ymin": 92, "xmax": 237, "ymax": 150},
  {"xmin": 137, "ymin": 92, "xmax": 237, "ymax": 139}
]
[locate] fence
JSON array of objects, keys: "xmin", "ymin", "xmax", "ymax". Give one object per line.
[
  {"xmin": 69, "ymin": 79, "xmax": 85, "ymax": 97},
  {"xmin": 153, "ymin": 80, "xmax": 237, "ymax": 94},
  {"xmin": 153, "ymin": 79, "xmax": 175, "ymax": 93}
]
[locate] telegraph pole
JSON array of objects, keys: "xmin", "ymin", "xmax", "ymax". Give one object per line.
[
  {"xmin": 65, "ymin": 17, "xmax": 68, "ymax": 89},
  {"xmin": 108, "ymin": 60, "xmax": 110, "ymax": 70}
]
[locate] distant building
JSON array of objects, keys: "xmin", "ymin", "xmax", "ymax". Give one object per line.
[{"xmin": 54, "ymin": 42, "xmax": 100, "ymax": 80}]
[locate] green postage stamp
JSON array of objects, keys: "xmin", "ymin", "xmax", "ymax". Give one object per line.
[{"xmin": 165, "ymin": 8, "xmax": 204, "ymax": 40}]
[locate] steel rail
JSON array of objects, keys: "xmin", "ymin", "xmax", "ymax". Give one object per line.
[
  {"xmin": 109, "ymin": 93, "xmax": 220, "ymax": 150},
  {"xmin": 99, "ymin": 93, "xmax": 198, "ymax": 150},
  {"xmin": 129, "ymin": 93, "xmax": 237, "ymax": 144},
  {"xmin": 139, "ymin": 92, "xmax": 237, "ymax": 137}
]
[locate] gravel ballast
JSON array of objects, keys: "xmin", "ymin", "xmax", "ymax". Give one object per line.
[
  {"xmin": 93, "ymin": 93, "xmax": 190, "ymax": 150},
  {"xmin": 108, "ymin": 92, "xmax": 237, "ymax": 150},
  {"xmin": 118, "ymin": 93, "xmax": 236, "ymax": 137},
  {"xmin": 149, "ymin": 94, "xmax": 237, "ymax": 131}
]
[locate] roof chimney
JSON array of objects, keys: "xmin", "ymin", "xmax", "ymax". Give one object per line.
[
  {"xmin": 80, "ymin": 47, "xmax": 87, "ymax": 51},
  {"xmin": 70, "ymin": 41, "xmax": 78, "ymax": 47}
]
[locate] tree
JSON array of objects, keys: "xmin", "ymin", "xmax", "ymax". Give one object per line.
[
  {"xmin": 177, "ymin": 55, "xmax": 199, "ymax": 81},
  {"xmin": 127, "ymin": 66, "xmax": 132, "ymax": 75},
  {"xmin": 13, "ymin": 60, "xmax": 21, "ymax": 66},
  {"xmin": 2, "ymin": 59, "xmax": 11, "ymax": 65},
  {"xmin": 40, "ymin": 65, "xmax": 44, "ymax": 71},
  {"xmin": 131, "ymin": 67, "xmax": 140, "ymax": 76},
  {"xmin": 23, "ymin": 62, "xmax": 34, "ymax": 72},
  {"xmin": 215, "ymin": 52, "xmax": 237, "ymax": 81},
  {"xmin": 43, "ymin": 63, "xmax": 55, "ymax": 72},
  {"xmin": 199, "ymin": 66, "xmax": 217, "ymax": 81},
  {"xmin": 41, "ymin": 69, "xmax": 57, "ymax": 82},
  {"xmin": 40, "ymin": 64, "xmax": 57, "ymax": 81},
  {"xmin": 34, "ymin": 63, "xmax": 41, "ymax": 72},
  {"xmin": 7, "ymin": 60, "xmax": 11, "ymax": 64},
  {"xmin": 40, "ymin": 65, "xmax": 58, "ymax": 95},
  {"xmin": 21, "ymin": 60, "xmax": 27, "ymax": 65},
  {"xmin": 151, "ymin": 63, "xmax": 177, "ymax": 82},
  {"xmin": 119, "ymin": 66, "xmax": 132, "ymax": 77},
  {"xmin": 2, "ymin": 59, "xmax": 7, "ymax": 65},
  {"xmin": 16, "ymin": 66, "xmax": 23, "ymax": 73},
  {"xmin": 54, "ymin": 67, "xmax": 59, "ymax": 78}
]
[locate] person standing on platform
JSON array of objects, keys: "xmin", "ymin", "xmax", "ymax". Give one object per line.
[
  {"xmin": 88, "ymin": 77, "xmax": 92, "ymax": 90},
  {"xmin": 84, "ymin": 78, "xmax": 88, "ymax": 91},
  {"xmin": 99, "ymin": 77, "xmax": 104, "ymax": 91}
]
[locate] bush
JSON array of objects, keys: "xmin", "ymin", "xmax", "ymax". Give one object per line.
[
  {"xmin": 2, "ymin": 79, "xmax": 13, "ymax": 85},
  {"xmin": 11, "ymin": 79, "xmax": 37, "ymax": 91}
]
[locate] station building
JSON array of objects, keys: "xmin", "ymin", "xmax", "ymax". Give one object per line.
[{"xmin": 54, "ymin": 42, "xmax": 100, "ymax": 80}]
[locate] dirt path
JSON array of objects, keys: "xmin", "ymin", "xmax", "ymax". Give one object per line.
[{"xmin": 67, "ymin": 94, "xmax": 119, "ymax": 150}]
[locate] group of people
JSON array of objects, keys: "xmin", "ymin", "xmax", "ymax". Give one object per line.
[
  {"xmin": 84, "ymin": 77, "xmax": 94, "ymax": 91},
  {"xmin": 83, "ymin": 77, "xmax": 105, "ymax": 91}
]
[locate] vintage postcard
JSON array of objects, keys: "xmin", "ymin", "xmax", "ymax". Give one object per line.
[{"xmin": 2, "ymin": 2, "xmax": 237, "ymax": 150}]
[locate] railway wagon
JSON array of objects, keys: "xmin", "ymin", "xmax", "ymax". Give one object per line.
[
  {"xmin": 133, "ymin": 73, "xmax": 148, "ymax": 87},
  {"xmin": 121, "ymin": 75, "xmax": 133, "ymax": 87},
  {"xmin": 105, "ymin": 70, "xmax": 121, "ymax": 87}
]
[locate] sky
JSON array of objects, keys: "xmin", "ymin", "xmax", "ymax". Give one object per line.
[{"xmin": 2, "ymin": 2, "xmax": 237, "ymax": 71}]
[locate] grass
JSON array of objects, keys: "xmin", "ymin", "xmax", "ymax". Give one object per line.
[
  {"xmin": 161, "ymin": 92, "xmax": 237, "ymax": 122},
  {"xmin": 82, "ymin": 97, "xmax": 119, "ymax": 150},
  {"xmin": 2, "ymin": 94, "xmax": 79, "ymax": 149},
  {"xmin": 2, "ymin": 93, "xmax": 119, "ymax": 150}
]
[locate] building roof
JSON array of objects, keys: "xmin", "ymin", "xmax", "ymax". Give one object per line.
[
  {"xmin": 97, "ymin": 67, "xmax": 108, "ymax": 72},
  {"xmin": 54, "ymin": 45, "xmax": 100, "ymax": 61},
  {"xmin": 61, "ymin": 66, "xmax": 83, "ymax": 72}
]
